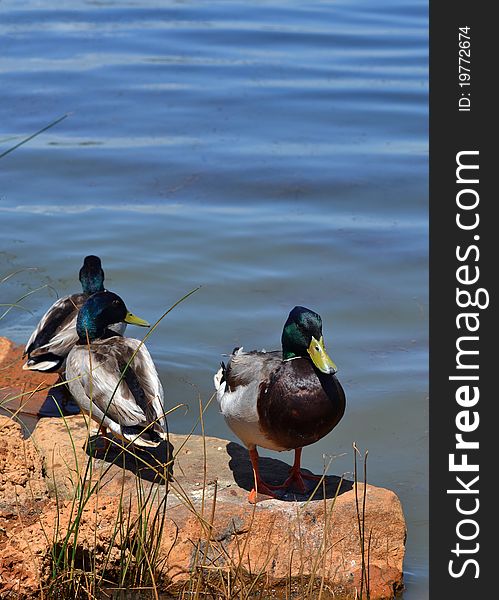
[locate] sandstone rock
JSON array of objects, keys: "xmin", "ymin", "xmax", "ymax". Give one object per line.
[
  {"xmin": 0, "ymin": 337, "xmax": 59, "ymax": 420},
  {"xmin": 0, "ymin": 416, "xmax": 48, "ymax": 513},
  {"xmin": 28, "ymin": 415, "xmax": 405, "ymax": 599},
  {"xmin": 0, "ymin": 337, "xmax": 11, "ymax": 364},
  {"xmin": 0, "ymin": 416, "xmax": 50, "ymax": 597}
]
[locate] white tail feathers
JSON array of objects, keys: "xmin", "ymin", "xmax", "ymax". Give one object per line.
[
  {"xmin": 213, "ymin": 367, "xmax": 225, "ymax": 391},
  {"xmin": 23, "ymin": 359, "xmax": 59, "ymax": 371},
  {"xmin": 122, "ymin": 431, "xmax": 162, "ymax": 448}
]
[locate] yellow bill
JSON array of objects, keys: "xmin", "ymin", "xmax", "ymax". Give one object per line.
[
  {"xmin": 124, "ymin": 312, "xmax": 150, "ymax": 327},
  {"xmin": 307, "ymin": 336, "xmax": 337, "ymax": 374}
]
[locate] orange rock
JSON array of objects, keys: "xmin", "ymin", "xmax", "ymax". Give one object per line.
[
  {"xmin": 0, "ymin": 336, "xmax": 59, "ymax": 419},
  {"xmin": 31, "ymin": 415, "xmax": 405, "ymax": 599},
  {"xmin": 0, "ymin": 416, "xmax": 50, "ymax": 597}
]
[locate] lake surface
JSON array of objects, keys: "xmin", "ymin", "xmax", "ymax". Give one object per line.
[{"xmin": 0, "ymin": 0, "xmax": 428, "ymax": 597}]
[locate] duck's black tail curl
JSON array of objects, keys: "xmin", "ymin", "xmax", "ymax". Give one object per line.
[{"xmin": 219, "ymin": 361, "xmax": 227, "ymax": 384}]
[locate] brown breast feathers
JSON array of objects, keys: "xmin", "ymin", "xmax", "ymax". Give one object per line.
[{"xmin": 256, "ymin": 358, "xmax": 346, "ymax": 451}]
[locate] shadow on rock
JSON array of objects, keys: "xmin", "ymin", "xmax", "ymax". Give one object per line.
[
  {"xmin": 85, "ymin": 434, "xmax": 174, "ymax": 484},
  {"xmin": 38, "ymin": 384, "xmax": 81, "ymax": 417},
  {"xmin": 227, "ymin": 441, "xmax": 353, "ymax": 501}
]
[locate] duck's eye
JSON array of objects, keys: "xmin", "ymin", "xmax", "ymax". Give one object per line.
[{"xmin": 315, "ymin": 345, "xmax": 321, "ymax": 352}]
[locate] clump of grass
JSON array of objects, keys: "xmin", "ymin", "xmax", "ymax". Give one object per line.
[{"xmin": 46, "ymin": 434, "xmax": 173, "ymax": 599}]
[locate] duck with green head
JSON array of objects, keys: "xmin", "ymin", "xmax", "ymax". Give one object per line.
[
  {"xmin": 214, "ymin": 306, "xmax": 346, "ymax": 503},
  {"xmin": 66, "ymin": 290, "xmax": 168, "ymax": 448},
  {"xmin": 23, "ymin": 255, "xmax": 125, "ymax": 372}
]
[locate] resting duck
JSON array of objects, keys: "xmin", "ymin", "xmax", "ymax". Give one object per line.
[
  {"xmin": 23, "ymin": 255, "xmax": 124, "ymax": 372},
  {"xmin": 214, "ymin": 306, "xmax": 346, "ymax": 503},
  {"xmin": 66, "ymin": 290, "xmax": 168, "ymax": 448}
]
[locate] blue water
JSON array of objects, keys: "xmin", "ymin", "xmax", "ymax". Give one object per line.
[{"xmin": 0, "ymin": 1, "xmax": 428, "ymax": 597}]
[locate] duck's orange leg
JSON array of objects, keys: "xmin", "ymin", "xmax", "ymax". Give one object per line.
[
  {"xmin": 274, "ymin": 448, "xmax": 323, "ymax": 494},
  {"xmin": 89, "ymin": 426, "xmax": 111, "ymax": 457},
  {"xmin": 248, "ymin": 447, "xmax": 279, "ymax": 503}
]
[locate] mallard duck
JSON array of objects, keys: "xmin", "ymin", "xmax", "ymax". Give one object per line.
[
  {"xmin": 66, "ymin": 290, "xmax": 168, "ymax": 448},
  {"xmin": 23, "ymin": 255, "xmax": 125, "ymax": 372},
  {"xmin": 214, "ymin": 306, "xmax": 346, "ymax": 503}
]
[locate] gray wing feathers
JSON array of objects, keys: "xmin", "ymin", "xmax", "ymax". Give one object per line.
[
  {"xmin": 67, "ymin": 337, "xmax": 166, "ymax": 435},
  {"xmin": 225, "ymin": 349, "xmax": 282, "ymax": 390},
  {"xmin": 124, "ymin": 338, "xmax": 167, "ymax": 431},
  {"xmin": 29, "ymin": 314, "xmax": 79, "ymax": 357},
  {"xmin": 25, "ymin": 294, "xmax": 83, "ymax": 357}
]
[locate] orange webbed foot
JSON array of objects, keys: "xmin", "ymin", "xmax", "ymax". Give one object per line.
[{"xmin": 248, "ymin": 483, "xmax": 279, "ymax": 504}]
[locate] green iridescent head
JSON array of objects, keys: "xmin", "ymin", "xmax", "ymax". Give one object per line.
[
  {"xmin": 79, "ymin": 255, "xmax": 105, "ymax": 295},
  {"xmin": 281, "ymin": 306, "xmax": 337, "ymax": 374},
  {"xmin": 76, "ymin": 291, "xmax": 149, "ymax": 341}
]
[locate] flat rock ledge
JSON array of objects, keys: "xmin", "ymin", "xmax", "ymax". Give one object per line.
[{"xmin": 0, "ymin": 338, "xmax": 406, "ymax": 599}]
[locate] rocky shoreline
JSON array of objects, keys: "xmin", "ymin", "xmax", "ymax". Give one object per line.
[{"xmin": 0, "ymin": 337, "xmax": 406, "ymax": 599}]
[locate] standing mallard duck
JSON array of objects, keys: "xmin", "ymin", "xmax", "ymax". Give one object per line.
[
  {"xmin": 66, "ymin": 290, "xmax": 168, "ymax": 448},
  {"xmin": 23, "ymin": 255, "xmax": 124, "ymax": 372},
  {"xmin": 214, "ymin": 306, "xmax": 346, "ymax": 503}
]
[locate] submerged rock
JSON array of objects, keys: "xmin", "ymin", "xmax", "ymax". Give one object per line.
[{"xmin": 0, "ymin": 337, "xmax": 406, "ymax": 599}]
